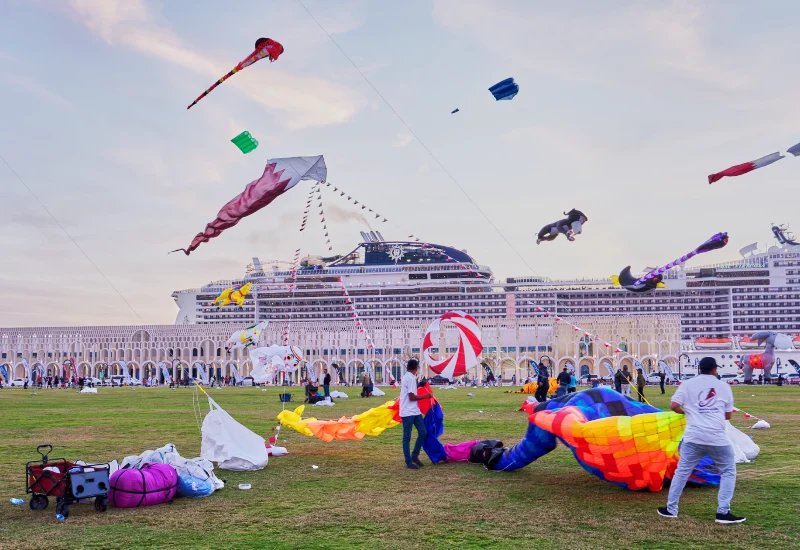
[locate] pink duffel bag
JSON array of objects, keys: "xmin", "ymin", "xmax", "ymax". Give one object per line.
[{"xmin": 108, "ymin": 463, "xmax": 178, "ymax": 508}]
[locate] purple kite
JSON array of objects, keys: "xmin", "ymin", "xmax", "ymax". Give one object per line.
[
  {"xmin": 708, "ymin": 152, "xmax": 784, "ymax": 184},
  {"xmin": 788, "ymin": 142, "xmax": 800, "ymax": 157},
  {"xmin": 635, "ymin": 232, "xmax": 728, "ymax": 286},
  {"xmin": 172, "ymin": 156, "xmax": 326, "ymax": 255}
]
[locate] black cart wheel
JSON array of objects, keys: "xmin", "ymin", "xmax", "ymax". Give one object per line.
[
  {"xmin": 94, "ymin": 495, "xmax": 108, "ymax": 512},
  {"xmin": 55, "ymin": 499, "xmax": 69, "ymax": 519},
  {"xmin": 29, "ymin": 495, "xmax": 48, "ymax": 510}
]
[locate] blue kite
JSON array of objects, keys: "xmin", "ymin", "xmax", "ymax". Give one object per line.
[{"xmin": 489, "ymin": 78, "xmax": 519, "ymax": 101}]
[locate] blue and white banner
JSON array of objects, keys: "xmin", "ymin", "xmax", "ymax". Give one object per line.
[
  {"xmin": 158, "ymin": 362, "xmax": 172, "ymax": 384},
  {"xmin": 601, "ymin": 361, "xmax": 614, "ymax": 377},
  {"xmin": 23, "ymin": 359, "xmax": 33, "ymax": 385},
  {"xmin": 528, "ymin": 360, "xmax": 540, "ymax": 378},
  {"xmin": 195, "ymin": 362, "xmax": 209, "ymax": 384},
  {"xmin": 230, "ymin": 364, "xmax": 243, "ymax": 384},
  {"xmin": 120, "ymin": 360, "xmax": 131, "ymax": 384},
  {"xmin": 0, "ymin": 364, "xmax": 7, "ymax": 383},
  {"xmin": 565, "ymin": 361, "xmax": 575, "ymax": 374}
]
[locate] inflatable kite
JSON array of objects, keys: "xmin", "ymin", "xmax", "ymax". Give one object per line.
[
  {"xmin": 173, "ymin": 156, "xmax": 326, "ymax": 255},
  {"xmin": 187, "ymin": 38, "xmax": 284, "ymax": 110},
  {"xmin": 612, "ymin": 232, "xmax": 728, "ymax": 292},
  {"xmin": 231, "ymin": 131, "xmax": 258, "ymax": 154},
  {"xmin": 489, "ymin": 78, "xmax": 519, "ymax": 101},
  {"xmin": 740, "ymin": 331, "xmax": 792, "ymax": 383},
  {"xmin": 224, "ymin": 321, "xmax": 268, "ymax": 352},
  {"xmin": 536, "ymin": 209, "xmax": 587, "ymax": 245},
  {"xmin": 422, "ymin": 311, "xmax": 483, "ymax": 378},
  {"xmin": 249, "ymin": 345, "xmax": 304, "ymax": 384},
  {"xmin": 708, "ymin": 152, "xmax": 784, "ymax": 184},
  {"xmin": 214, "ymin": 283, "xmax": 252, "ymax": 309},
  {"xmin": 611, "ymin": 266, "xmax": 665, "ymax": 292}
]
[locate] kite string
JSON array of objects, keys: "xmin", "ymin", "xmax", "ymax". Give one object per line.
[
  {"xmin": 0, "ymin": 153, "xmax": 144, "ymax": 322},
  {"xmin": 296, "ymin": 0, "xmax": 538, "ymax": 276}
]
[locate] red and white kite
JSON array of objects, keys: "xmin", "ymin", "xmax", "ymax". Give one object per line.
[{"xmin": 422, "ymin": 311, "xmax": 483, "ymax": 378}]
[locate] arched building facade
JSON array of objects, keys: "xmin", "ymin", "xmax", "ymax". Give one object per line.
[{"xmin": 0, "ymin": 315, "xmax": 679, "ymax": 384}]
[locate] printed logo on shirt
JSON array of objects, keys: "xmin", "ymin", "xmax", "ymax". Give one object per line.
[{"xmin": 697, "ymin": 388, "xmax": 717, "ymax": 408}]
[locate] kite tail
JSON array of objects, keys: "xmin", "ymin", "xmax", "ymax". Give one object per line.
[
  {"xmin": 187, "ymin": 67, "xmax": 240, "ymax": 110},
  {"xmin": 636, "ymin": 248, "xmax": 699, "ymax": 285},
  {"xmin": 169, "ymin": 248, "xmax": 189, "ymax": 255}
]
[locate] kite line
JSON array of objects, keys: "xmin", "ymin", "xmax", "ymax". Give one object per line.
[{"xmin": 0, "ymin": 152, "xmax": 144, "ymax": 322}]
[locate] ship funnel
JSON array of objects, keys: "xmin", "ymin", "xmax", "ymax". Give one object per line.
[{"xmin": 360, "ymin": 231, "xmax": 371, "ymax": 243}]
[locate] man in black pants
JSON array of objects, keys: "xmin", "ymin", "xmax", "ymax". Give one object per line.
[
  {"xmin": 534, "ymin": 365, "xmax": 550, "ymax": 402},
  {"xmin": 322, "ymin": 367, "xmax": 331, "ymax": 400},
  {"xmin": 659, "ymin": 371, "xmax": 666, "ymax": 394}
]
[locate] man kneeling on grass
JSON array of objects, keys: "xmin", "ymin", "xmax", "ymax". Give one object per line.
[
  {"xmin": 658, "ymin": 357, "xmax": 745, "ymax": 524},
  {"xmin": 400, "ymin": 359, "xmax": 433, "ymax": 469}
]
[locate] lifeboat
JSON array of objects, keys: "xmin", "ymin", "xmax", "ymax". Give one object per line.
[
  {"xmin": 794, "ymin": 336, "xmax": 800, "ymax": 349},
  {"xmin": 738, "ymin": 337, "xmax": 762, "ymax": 350},
  {"xmin": 694, "ymin": 338, "xmax": 733, "ymax": 350}
]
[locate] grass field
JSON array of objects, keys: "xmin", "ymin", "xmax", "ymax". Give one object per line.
[{"xmin": 0, "ymin": 384, "xmax": 797, "ymax": 549}]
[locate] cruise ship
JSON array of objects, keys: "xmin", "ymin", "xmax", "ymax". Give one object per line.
[{"xmin": 173, "ymin": 227, "xmax": 800, "ymax": 343}]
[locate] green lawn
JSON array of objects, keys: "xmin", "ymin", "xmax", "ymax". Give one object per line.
[{"xmin": 0, "ymin": 385, "xmax": 797, "ymax": 550}]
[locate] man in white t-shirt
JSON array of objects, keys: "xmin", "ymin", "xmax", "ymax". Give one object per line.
[
  {"xmin": 399, "ymin": 359, "xmax": 433, "ymax": 469},
  {"xmin": 657, "ymin": 357, "xmax": 745, "ymax": 524}
]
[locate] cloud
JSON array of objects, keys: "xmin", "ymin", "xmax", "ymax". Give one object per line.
[
  {"xmin": 392, "ymin": 132, "xmax": 413, "ymax": 148},
  {"xmin": 66, "ymin": 0, "xmax": 365, "ymax": 128},
  {"xmin": 4, "ymin": 74, "xmax": 72, "ymax": 109}
]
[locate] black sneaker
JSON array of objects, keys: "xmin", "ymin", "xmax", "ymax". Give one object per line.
[
  {"xmin": 405, "ymin": 462, "xmax": 419, "ymax": 470},
  {"xmin": 657, "ymin": 507, "xmax": 677, "ymax": 518},
  {"xmin": 715, "ymin": 512, "xmax": 746, "ymax": 524},
  {"xmin": 412, "ymin": 457, "xmax": 424, "ymax": 467}
]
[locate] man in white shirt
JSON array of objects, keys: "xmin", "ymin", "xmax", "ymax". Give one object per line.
[
  {"xmin": 400, "ymin": 359, "xmax": 433, "ymax": 469},
  {"xmin": 658, "ymin": 357, "xmax": 745, "ymax": 524}
]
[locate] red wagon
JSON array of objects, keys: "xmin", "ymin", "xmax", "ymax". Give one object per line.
[{"xmin": 26, "ymin": 444, "xmax": 110, "ymax": 518}]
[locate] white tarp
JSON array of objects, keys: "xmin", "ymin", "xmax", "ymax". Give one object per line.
[
  {"xmin": 201, "ymin": 396, "xmax": 268, "ymax": 471},
  {"xmin": 330, "ymin": 390, "xmax": 348, "ymax": 398},
  {"xmin": 726, "ymin": 421, "xmax": 760, "ymax": 463}
]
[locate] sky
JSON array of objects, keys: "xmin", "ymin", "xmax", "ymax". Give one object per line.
[{"xmin": 1, "ymin": 0, "xmax": 799, "ymax": 327}]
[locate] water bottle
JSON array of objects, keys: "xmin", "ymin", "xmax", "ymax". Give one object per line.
[
  {"xmin": 9, "ymin": 498, "xmax": 25, "ymax": 505},
  {"xmin": 55, "ymin": 513, "xmax": 65, "ymax": 521}
]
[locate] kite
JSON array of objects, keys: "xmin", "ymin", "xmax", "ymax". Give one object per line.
[
  {"xmin": 772, "ymin": 224, "xmax": 800, "ymax": 246},
  {"xmin": 451, "ymin": 108, "xmax": 460, "ymax": 114},
  {"xmin": 634, "ymin": 232, "xmax": 728, "ymax": 285},
  {"xmin": 708, "ymin": 152, "xmax": 784, "ymax": 184},
  {"xmin": 612, "ymin": 232, "xmax": 728, "ymax": 292},
  {"xmin": 231, "ymin": 131, "xmax": 258, "ymax": 154},
  {"xmin": 612, "ymin": 266, "xmax": 666, "ymax": 293},
  {"xmin": 740, "ymin": 332, "xmax": 793, "ymax": 383},
  {"xmin": 214, "ymin": 283, "xmax": 252, "ymax": 309},
  {"xmin": 422, "ymin": 311, "xmax": 483, "ymax": 378},
  {"xmin": 489, "ymin": 78, "xmax": 519, "ymax": 101},
  {"xmin": 224, "ymin": 321, "xmax": 268, "ymax": 353},
  {"xmin": 536, "ymin": 209, "xmax": 588, "ymax": 245},
  {"xmin": 788, "ymin": 142, "xmax": 800, "ymax": 156},
  {"xmin": 187, "ymin": 38, "xmax": 284, "ymax": 110},
  {"xmin": 249, "ymin": 345, "xmax": 304, "ymax": 383},
  {"xmin": 172, "ymin": 156, "xmax": 326, "ymax": 255}
]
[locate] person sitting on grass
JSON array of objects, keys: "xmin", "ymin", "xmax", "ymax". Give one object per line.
[
  {"xmin": 658, "ymin": 357, "xmax": 745, "ymax": 524},
  {"xmin": 400, "ymin": 359, "xmax": 433, "ymax": 469}
]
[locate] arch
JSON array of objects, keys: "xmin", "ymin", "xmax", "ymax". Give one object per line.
[
  {"xmin": 312, "ymin": 360, "xmax": 330, "ymax": 383},
  {"xmin": 14, "ymin": 362, "xmax": 26, "ymax": 379},
  {"xmin": 618, "ymin": 355, "xmax": 635, "ymax": 371},
  {"xmin": 578, "ymin": 357, "xmax": 596, "ymax": 376},
  {"xmin": 639, "ymin": 355, "xmax": 658, "ymax": 373},
  {"xmin": 557, "ymin": 356, "xmax": 577, "ymax": 372},
  {"xmin": 498, "ymin": 357, "xmax": 517, "ymax": 382},
  {"xmin": 77, "ymin": 361, "xmax": 92, "ymax": 378},
  {"xmin": 141, "ymin": 361, "xmax": 158, "ymax": 381},
  {"xmin": 345, "ymin": 359, "xmax": 365, "ymax": 384}
]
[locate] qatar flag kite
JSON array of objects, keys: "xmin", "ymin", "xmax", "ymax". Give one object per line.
[
  {"xmin": 708, "ymin": 152, "xmax": 784, "ymax": 184},
  {"xmin": 173, "ymin": 156, "xmax": 326, "ymax": 255}
]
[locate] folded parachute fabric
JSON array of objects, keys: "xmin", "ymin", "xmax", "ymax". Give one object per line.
[
  {"xmin": 330, "ymin": 390, "xmax": 348, "ymax": 398},
  {"xmin": 277, "ymin": 401, "xmax": 401, "ymax": 442}
]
